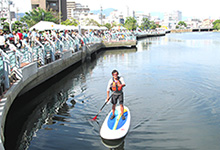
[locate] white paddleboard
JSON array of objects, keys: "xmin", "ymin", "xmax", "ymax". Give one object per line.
[{"xmin": 100, "ymin": 106, "xmax": 131, "ymax": 140}]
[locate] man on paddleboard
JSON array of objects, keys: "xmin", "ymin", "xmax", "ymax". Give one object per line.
[{"xmin": 106, "ymin": 70, "xmax": 126, "ymax": 120}]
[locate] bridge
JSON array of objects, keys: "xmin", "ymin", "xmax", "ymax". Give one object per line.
[{"xmin": 192, "ymin": 27, "xmax": 214, "ymax": 32}]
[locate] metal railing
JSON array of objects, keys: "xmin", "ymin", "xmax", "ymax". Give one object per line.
[
  {"xmin": 0, "ymin": 31, "xmax": 137, "ymax": 97},
  {"xmin": 102, "ymin": 31, "xmax": 136, "ymax": 42},
  {"xmin": 0, "ymin": 33, "xmax": 105, "ymax": 96}
]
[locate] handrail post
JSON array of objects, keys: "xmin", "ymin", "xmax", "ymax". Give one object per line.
[
  {"xmin": 0, "ymin": 51, "xmax": 10, "ymax": 89},
  {"xmin": 45, "ymin": 37, "xmax": 55, "ymax": 62}
]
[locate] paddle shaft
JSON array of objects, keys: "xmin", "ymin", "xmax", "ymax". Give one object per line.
[{"xmin": 93, "ymin": 92, "xmax": 114, "ymax": 119}]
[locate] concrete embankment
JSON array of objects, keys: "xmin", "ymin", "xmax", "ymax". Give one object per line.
[
  {"xmin": 170, "ymin": 28, "xmax": 214, "ymax": 33},
  {"xmin": 136, "ymin": 32, "xmax": 166, "ymax": 40},
  {"xmin": 170, "ymin": 29, "xmax": 192, "ymax": 33}
]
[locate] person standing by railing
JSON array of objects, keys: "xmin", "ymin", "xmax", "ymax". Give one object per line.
[
  {"xmin": 17, "ymin": 30, "xmax": 23, "ymax": 49},
  {"xmin": 23, "ymin": 30, "xmax": 28, "ymax": 39},
  {"xmin": 30, "ymin": 28, "xmax": 37, "ymax": 47},
  {"xmin": 0, "ymin": 32, "xmax": 5, "ymax": 52}
]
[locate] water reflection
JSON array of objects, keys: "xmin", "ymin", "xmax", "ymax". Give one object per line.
[
  {"xmin": 101, "ymin": 138, "xmax": 125, "ymax": 150},
  {"xmin": 4, "ymin": 59, "xmax": 99, "ymax": 149}
]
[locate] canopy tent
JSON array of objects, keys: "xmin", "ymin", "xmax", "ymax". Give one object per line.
[
  {"xmin": 30, "ymin": 21, "xmax": 56, "ymax": 31},
  {"xmin": 66, "ymin": 25, "xmax": 78, "ymax": 30},
  {"xmin": 54, "ymin": 25, "xmax": 78, "ymax": 30},
  {"xmin": 81, "ymin": 26, "xmax": 100, "ymax": 30},
  {"xmin": 80, "ymin": 26, "xmax": 108, "ymax": 30},
  {"xmin": 30, "ymin": 21, "xmax": 78, "ymax": 31},
  {"xmin": 99, "ymin": 26, "xmax": 108, "ymax": 30},
  {"xmin": 54, "ymin": 24, "xmax": 66, "ymax": 30},
  {"xmin": 30, "ymin": 22, "xmax": 108, "ymax": 32},
  {"xmin": 111, "ymin": 26, "xmax": 126, "ymax": 30}
]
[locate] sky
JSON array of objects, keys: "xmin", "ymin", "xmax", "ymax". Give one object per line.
[{"xmin": 12, "ymin": 0, "xmax": 220, "ymax": 19}]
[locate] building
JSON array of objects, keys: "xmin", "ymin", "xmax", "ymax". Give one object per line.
[
  {"xmin": 185, "ymin": 18, "xmax": 202, "ymax": 28},
  {"xmin": 67, "ymin": 1, "xmax": 90, "ymax": 21},
  {"xmin": 0, "ymin": 0, "xmax": 16, "ymax": 21},
  {"xmin": 66, "ymin": 1, "xmax": 76, "ymax": 19},
  {"xmin": 66, "ymin": 1, "xmax": 107, "ymax": 26},
  {"xmin": 133, "ymin": 11, "xmax": 151, "ymax": 26},
  {"xmin": 201, "ymin": 19, "xmax": 214, "ymax": 28},
  {"xmin": 106, "ymin": 9, "xmax": 124, "ymax": 25},
  {"xmin": 163, "ymin": 10, "xmax": 182, "ymax": 29},
  {"xmin": 31, "ymin": 0, "xmax": 67, "ymax": 21},
  {"xmin": 164, "ymin": 10, "xmax": 182, "ymax": 22}
]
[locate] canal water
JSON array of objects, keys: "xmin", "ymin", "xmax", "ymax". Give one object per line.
[{"xmin": 4, "ymin": 32, "xmax": 220, "ymax": 150}]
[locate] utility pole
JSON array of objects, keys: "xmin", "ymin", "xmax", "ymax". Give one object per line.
[
  {"xmin": 1, "ymin": 0, "xmax": 3, "ymax": 18},
  {"xmin": 59, "ymin": 0, "xmax": 61, "ymax": 24},
  {"xmin": 16, "ymin": 7, "xmax": 19, "ymax": 20},
  {"xmin": 100, "ymin": 6, "xmax": 103, "ymax": 25},
  {"xmin": 8, "ymin": 0, "xmax": 12, "ymax": 32},
  {"xmin": 127, "ymin": 5, "xmax": 129, "ymax": 17}
]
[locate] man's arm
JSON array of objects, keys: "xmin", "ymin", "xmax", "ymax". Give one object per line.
[{"xmin": 106, "ymin": 79, "xmax": 112, "ymax": 101}]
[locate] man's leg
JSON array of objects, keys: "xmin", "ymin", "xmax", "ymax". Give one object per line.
[
  {"xmin": 120, "ymin": 104, "xmax": 124, "ymax": 116},
  {"xmin": 111, "ymin": 104, "xmax": 116, "ymax": 119},
  {"xmin": 112, "ymin": 104, "xmax": 116, "ymax": 115},
  {"xmin": 119, "ymin": 93, "xmax": 125, "ymax": 120}
]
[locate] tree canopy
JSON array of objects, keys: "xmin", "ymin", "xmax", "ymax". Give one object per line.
[
  {"xmin": 1, "ymin": 18, "xmax": 9, "ymax": 31},
  {"xmin": 61, "ymin": 18, "xmax": 79, "ymax": 26},
  {"xmin": 81, "ymin": 18, "xmax": 101, "ymax": 27},
  {"xmin": 178, "ymin": 21, "xmax": 187, "ymax": 28},
  {"xmin": 12, "ymin": 21, "xmax": 25, "ymax": 31},
  {"xmin": 103, "ymin": 23, "xmax": 111, "ymax": 30},
  {"xmin": 124, "ymin": 17, "xmax": 137, "ymax": 30},
  {"xmin": 213, "ymin": 20, "xmax": 220, "ymax": 30},
  {"xmin": 140, "ymin": 18, "xmax": 151, "ymax": 30},
  {"xmin": 20, "ymin": 7, "xmax": 60, "ymax": 28},
  {"xmin": 1, "ymin": 18, "xmax": 27, "ymax": 32},
  {"xmin": 140, "ymin": 18, "xmax": 160, "ymax": 30}
]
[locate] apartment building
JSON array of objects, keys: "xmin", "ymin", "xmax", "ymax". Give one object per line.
[
  {"xmin": 66, "ymin": 1, "xmax": 76, "ymax": 19},
  {"xmin": 31, "ymin": 0, "xmax": 67, "ymax": 21}
]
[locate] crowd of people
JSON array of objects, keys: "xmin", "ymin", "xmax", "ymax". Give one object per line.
[
  {"xmin": 0, "ymin": 27, "xmax": 138, "ymax": 53},
  {"xmin": 0, "ymin": 28, "xmax": 88, "ymax": 53}
]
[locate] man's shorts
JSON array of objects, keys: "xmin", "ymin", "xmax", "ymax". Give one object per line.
[{"xmin": 111, "ymin": 93, "xmax": 123, "ymax": 105}]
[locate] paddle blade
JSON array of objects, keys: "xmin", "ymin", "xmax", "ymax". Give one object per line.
[{"xmin": 91, "ymin": 115, "xmax": 98, "ymax": 120}]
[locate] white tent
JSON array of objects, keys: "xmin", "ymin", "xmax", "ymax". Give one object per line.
[
  {"xmin": 66, "ymin": 25, "xmax": 78, "ymax": 30},
  {"xmin": 30, "ymin": 21, "xmax": 56, "ymax": 31},
  {"xmin": 54, "ymin": 24, "xmax": 66, "ymax": 30},
  {"xmin": 99, "ymin": 26, "xmax": 108, "ymax": 30},
  {"xmin": 30, "ymin": 21, "xmax": 79, "ymax": 31},
  {"xmin": 112, "ymin": 26, "xmax": 126, "ymax": 30},
  {"xmin": 81, "ymin": 26, "xmax": 100, "ymax": 30}
]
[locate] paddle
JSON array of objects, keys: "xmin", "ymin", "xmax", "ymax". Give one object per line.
[{"xmin": 91, "ymin": 93, "xmax": 114, "ymax": 120}]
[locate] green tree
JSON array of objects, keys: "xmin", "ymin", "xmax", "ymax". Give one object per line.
[
  {"xmin": 0, "ymin": 18, "xmax": 9, "ymax": 32},
  {"xmin": 178, "ymin": 21, "xmax": 187, "ymax": 28},
  {"xmin": 213, "ymin": 20, "xmax": 220, "ymax": 30},
  {"xmin": 124, "ymin": 17, "xmax": 137, "ymax": 30},
  {"xmin": 61, "ymin": 18, "xmax": 79, "ymax": 26},
  {"xmin": 149, "ymin": 22, "xmax": 156, "ymax": 29},
  {"xmin": 83, "ymin": 18, "xmax": 100, "ymax": 26},
  {"xmin": 103, "ymin": 23, "xmax": 111, "ymax": 30},
  {"xmin": 149, "ymin": 21, "xmax": 160, "ymax": 29},
  {"xmin": 12, "ymin": 21, "xmax": 25, "ymax": 31},
  {"xmin": 140, "ymin": 18, "xmax": 159, "ymax": 30},
  {"xmin": 140, "ymin": 18, "xmax": 151, "ymax": 30},
  {"xmin": 111, "ymin": 21, "xmax": 118, "ymax": 28},
  {"xmin": 20, "ymin": 7, "xmax": 60, "ymax": 28}
]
